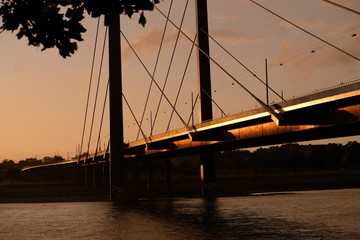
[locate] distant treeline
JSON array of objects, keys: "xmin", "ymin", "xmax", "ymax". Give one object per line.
[
  {"xmin": 1, "ymin": 142, "xmax": 360, "ymax": 181},
  {"xmin": 215, "ymin": 141, "xmax": 360, "ymax": 173},
  {"xmin": 0, "ymin": 155, "xmax": 64, "ymax": 180}
]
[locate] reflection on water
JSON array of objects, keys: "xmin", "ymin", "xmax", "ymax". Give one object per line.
[{"xmin": 1, "ymin": 189, "xmax": 360, "ymax": 240}]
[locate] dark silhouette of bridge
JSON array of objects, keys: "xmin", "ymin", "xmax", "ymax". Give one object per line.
[{"xmin": 22, "ymin": 0, "xmax": 360, "ymax": 199}]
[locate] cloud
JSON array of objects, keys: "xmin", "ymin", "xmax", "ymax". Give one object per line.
[
  {"xmin": 267, "ymin": 15, "xmax": 360, "ymax": 42},
  {"xmin": 267, "ymin": 17, "xmax": 331, "ymax": 35},
  {"xmin": 326, "ymin": 21, "xmax": 360, "ymax": 39},
  {"xmin": 212, "ymin": 15, "xmax": 240, "ymax": 24},
  {"xmin": 209, "ymin": 28, "xmax": 263, "ymax": 44},
  {"xmin": 121, "ymin": 27, "xmax": 261, "ymax": 60},
  {"xmin": 270, "ymin": 35, "xmax": 360, "ymax": 82},
  {"xmin": 268, "ymin": 19, "xmax": 360, "ymax": 82},
  {"xmin": 122, "ymin": 27, "xmax": 191, "ymax": 60},
  {"xmin": 122, "ymin": 27, "xmax": 163, "ymax": 59}
]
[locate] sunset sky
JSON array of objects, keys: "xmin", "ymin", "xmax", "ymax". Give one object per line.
[{"xmin": 1, "ymin": 0, "xmax": 359, "ymax": 161}]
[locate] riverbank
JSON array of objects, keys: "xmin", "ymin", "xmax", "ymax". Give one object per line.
[
  {"xmin": 1, "ymin": 169, "xmax": 360, "ymax": 203},
  {"xmin": 0, "ymin": 181, "xmax": 108, "ymax": 203},
  {"xmin": 215, "ymin": 169, "xmax": 360, "ymax": 197}
]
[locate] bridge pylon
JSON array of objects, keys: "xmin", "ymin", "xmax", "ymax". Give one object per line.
[
  {"xmin": 196, "ymin": 0, "xmax": 216, "ymax": 198},
  {"xmin": 108, "ymin": 14, "xmax": 127, "ymax": 200}
]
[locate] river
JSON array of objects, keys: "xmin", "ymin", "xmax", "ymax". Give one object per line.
[{"xmin": 1, "ymin": 188, "xmax": 359, "ymax": 239}]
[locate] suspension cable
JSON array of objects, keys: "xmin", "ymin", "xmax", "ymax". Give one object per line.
[
  {"xmin": 151, "ymin": 0, "xmax": 190, "ymax": 136},
  {"xmin": 202, "ymin": 89, "xmax": 228, "ymax": 117},
  {"xmin": 136, "ymin": 0, "xmax": 175, "ymax": 140},
  {"xmin": 203, "ymin": 29, "xmax": 284, "ymax": 101},
  {"xmin": 187, "ymin": 93, "xmax": 199, "ymax": 125},
  {"xmin": 155, "ymin": 6, "xmax": 282, "ymax": 121},
  {"xmin": 166, "ymin": 34, "xmax": 197, "ymax": 132},
  {"xmin": 122, "ymin": 93, "xmax": 149, "ymax": 143},
  {"xmin": 321, "ymin": 0, "xmax": 360, "ymax": 15},
  {"xmin": 250, "ymin": 0, "xmax": 360, "ymax": 62},
  {"xmin": 86, "ymin": 27, "xmax": 108, "ymax": 158},
  {"xmin": 78, "ymin": 18, "xmax": 101, "ymax": 163},
  {"xmin": 94, "ymin": 78, "xmax": 109, "ymax": 159},
  {"xmin": 121, "ymin": 31, "xmax": 194, "ymax": 133}
]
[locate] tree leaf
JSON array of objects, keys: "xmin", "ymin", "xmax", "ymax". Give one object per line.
[{"xmin": 139, "ymin": 12, "xmax": 146, "ymax": 27}]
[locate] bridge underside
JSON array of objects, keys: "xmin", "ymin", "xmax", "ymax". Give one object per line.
[{"xmin": 124, "ymin": 105, "xmax": 360, "ymax": 161}]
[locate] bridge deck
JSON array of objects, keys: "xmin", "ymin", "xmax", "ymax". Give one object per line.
[{"xmin": 125, "ymin": 80, "xmax": 360, "ymax": 155}]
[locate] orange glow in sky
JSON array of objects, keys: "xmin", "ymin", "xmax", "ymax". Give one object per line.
[{"xmin": 1, "ymin": 0, "xmax": 359, "ymax": 161}]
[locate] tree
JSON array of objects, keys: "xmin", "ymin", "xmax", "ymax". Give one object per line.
[
  {"xmin": 53, "ymin": 155, "xmax": 65, "ymax": 162},
  {"xmin": 0, "ymin": 0, "xmax": 159, "ymax": 58},
  {"xmin": 42, "ymin": 155, "xmax": 65, "ymax": 164},
  {"xmin": 17, "ymin": 158, "xmax": 43, "ymax": 168},
  {"xmin": 0, "ymin": 159, "xmax": 16, "ymax": 169}
]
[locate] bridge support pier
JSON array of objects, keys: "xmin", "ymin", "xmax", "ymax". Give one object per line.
[
  {"xmin": 147, "ymin": 161, "xmax": 153, "ymax": 192},
  {"xmin": 92, "ymin": 165, "xmax": 96, "ymax": 188},
  {"xmin": 92, "ymin": 163, "xmax": 104, "ymax": 188},
  {"xmin": 133, "ymin": 162, "xmax": 139, "ymax": 185},
  {"xmin": 200, "ymin": 152, "xmax": 216, "ymax": 198},
  {"xmin": 164, "ymin": 159, "xmax": 172, "ymax": 194},
  {"xmin": 86, "ymin": 165, "xmax": 94, "ymax": 188},
  {"xmin": 82, "ymin": 166, "xmax": 88, "ymax": 187},
  {"xmin": 73, "ymin": 165, "xmax": 82, "ymax": 186},
  {"xmin": 103, "ymin": 162, "xmax": 110, "ymax": 189}
]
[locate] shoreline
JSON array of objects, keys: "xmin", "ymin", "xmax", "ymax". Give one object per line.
[
  {"xmin": 0, "ymin": 182, "xmax": 109, "ymax": 204},
  {"xmin": 1, "ymin": 187, "xmax": 358, "ymax": 204},
  {"xmin": 1, "ymin": 169, "xmax": 360, "ymax": 203}
]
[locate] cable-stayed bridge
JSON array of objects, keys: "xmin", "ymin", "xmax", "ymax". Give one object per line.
[{"xmin": 22, "ymin": 0, "xmax": 360, "ymax": 198}]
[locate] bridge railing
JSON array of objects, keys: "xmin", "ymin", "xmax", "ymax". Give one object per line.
[{"xmin": 289, "ymin": 79, "xmax": 360, "ymax": 100}]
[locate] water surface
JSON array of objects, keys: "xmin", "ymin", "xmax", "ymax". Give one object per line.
[{"xmin": 1, "ymin": 189, "xmax": 359, "ymax": 239}]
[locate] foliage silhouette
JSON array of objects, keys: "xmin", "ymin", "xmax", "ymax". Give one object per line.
[{"xmin": 0, "ymin": 0, "xmax": 159, "ymax": 57}]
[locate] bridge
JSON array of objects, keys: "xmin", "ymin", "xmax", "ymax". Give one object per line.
[
  {"xmin": 22, "ymin": 0, "xmax": 360, "ymax": 199},
  {"xmin": 22, "ymin": 79, "xmax": 360, "ymax": 197}
]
